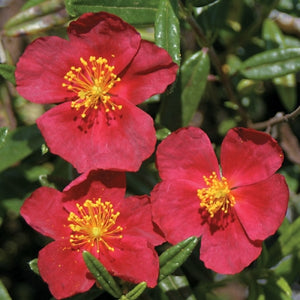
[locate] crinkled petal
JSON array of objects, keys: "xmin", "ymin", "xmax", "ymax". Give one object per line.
[
  {"xmin": 20, "ymin": 187, "xmax": 69, "ymax": 239},
  {"xmin": 151, "ymin": 180, "xmax": 205, "ymax": 244},
  {"xmin": 99, "ymin": 235, "xmax": 159, "ymax": 288},
  {"xmin": 156, "ymin": 127, "xmax": 219, "ymax": 183},
  {"xmin": 37, "ymin": 100, "xmax": 156, "ymax": 173},
  {"xmin": 221, "ymin": 127, "xmax": 284, "ymax": 187},
  {"xmin": 67, "ymin": 12, "xmax": 141, "ymax": 74},
  {"xmin": 118, "ymin": 195, "xmax": 165, "ymax": 246},
  {"xmin": 38, "ymin": 240, "xmax": 94, "ymax": 299},
  {"xmin": 233, "ymin": 174, "xmax": 288, "ymax": 241},
  {"xmin": 113, "ymin": 40, "xmax": 178, "ymax": 105},
  {"xmin": 200, "ymin": 213, "xmax": 262, "ymax": 274}
]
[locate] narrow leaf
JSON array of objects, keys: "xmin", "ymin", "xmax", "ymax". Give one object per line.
[
  {"xmin": 155, "ymin": 0, "xmax": 181, "ymax": 65},
  {"xmin": 181, "ymin": 50, "xmax": 210, "ymax": 126},
  {"xmin": 188, "ymin": 0, "xmax": 219, "ymax": 7},
  {"xmin": 0, "ymin": 125, "xmax": 44, "ymax": 172},
  {"xmin": 121, "ymin": 282, "xmax": 147, "ymax": 300},
  {"xmin": 240, "ymin": 48, "xmax": 300, "ymax": 80},
  {"xmin": 65, "ymin": 0, "xmax": 159, "ymax": 25},
  {"xmin": 29, "ymin": 258, "xmax": 40, "ymax": 275},
  {"xmin": 159, "ymin": 236, "xmax": 198, "ymax": 281},
  {"xmin": 0, "ymin": 280, "xmax": 12, "ymax": 300},
  {"xmin": 158, "ymin": 274, "xmax": 197, "ymax": 300},
  {"xmin": 0, "ymin": 127, "xmax": 8, "ymax": 149},
  {"xmin": 0, "ymin": 64, "xmax": 16, "ymax": 85},
  {"xmin": 4, "ymin": 0, "xmax": 64, "ymax": 29},
  {"xmin": 82, "ymin": 251, "xmax": 122, "ymax": 298}
]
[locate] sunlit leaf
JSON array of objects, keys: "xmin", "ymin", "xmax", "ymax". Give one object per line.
[
  {"xmin": 29, "ymin": 258, "xmax": 40, "ymax": 275},
  {"xmin": 120, "ymin": 282, "xmax": 147, "ymax": 300},
  {"xmin": 155, "ymin": 0, "xmax": 180, "ymax": 65},
  {"xmin": 0, "ymin": 280, "xmax": 12, "ymax": 300},
  {"xmin": 240, "ymin": 48, "xmax": 300, "ymax": 80}
]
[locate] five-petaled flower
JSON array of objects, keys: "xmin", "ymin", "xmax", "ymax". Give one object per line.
[
  {"xmin": 15, "ymin": 12, "xmax": 178, "ymax": 173},
  {"xmin": 21, "ymin": 171, "xmax": 164, "ymax": 299},
  {"xmin": 151, "ymin": 126, "xmax": 289, "ymax": 274}
]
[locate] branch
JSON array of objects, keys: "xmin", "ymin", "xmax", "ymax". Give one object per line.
[{"xmin": 250, "ymin": 106, "xmax": 300, "ymax": 130}]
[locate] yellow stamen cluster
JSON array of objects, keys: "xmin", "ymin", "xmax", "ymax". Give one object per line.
[
  {"xmin": 62, "ymin": 56, "xmax": 122, "ymax": 118},
  {"xmin": 68, "ymin": 198, "xmax": 123, "ymax": 252},
  {"xmin": 197, "ymin": 172, "xmax": 235, "ymax": 218}
]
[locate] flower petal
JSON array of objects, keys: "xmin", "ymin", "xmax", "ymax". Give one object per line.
[
  {"xmin": 38, "ymin": 240, "xmax": 94, "ymax": 299},
  {"xmin": 16, "ymin": 36, "xmax": 73, "ymax": 104},
  {"xmin": 99, "ymin": 235, "xmax": 159, "ymax": 288},
  {"xmin": 37, "ymin": 100, "xmax": 156, "ymax": 173},
  {"xmin": 221, "ymin": 127, "xmax": 284, "ymax": 187},
  {"xmin": 156, "ymin": 127, "xmax": 219, "ymax": 183},
  {"xmin": 151, "ymin": 179, "xmax": 205, "ymax": 244},
  {"xmin": 20, "ymin": 187, "xmax": 69, "ymax": 239},
  {"xmin": 233, "ymin": 174, "xmax": 288, "ymax": 241},
  {"xmin": 16, "ymin": 12, "xmax": 141, "ymax": 104},
  {"xmin": 67, "ymin": 12, "xmax": 141, "ymax": 74},
  {"xmin": 113, "ymin": 40, "xmax": 178, "ymax": 105},
  {"xmin": 118, "ymin": 195, "xmax": 165, "ymax": 246},
  {"xmin": 200, "ymin": 213, "xmax": 262, "ymax": 274}
]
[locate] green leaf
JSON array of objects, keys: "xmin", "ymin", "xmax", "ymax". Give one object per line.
[
  {"xmin": 0, "ymin": 125, "xmax": 44, "ymax": 173},
  {"xmin": 159, "ymin": 236, "xmax": 198, "ymax": 281},
  {"xmin": 268, "ymin": 217, "xmax": 300, "ymax": 267},
  {"xmin": 155, "ymin": 0, "xmax": 181, "ymax": 65},
  {"xmin": 0, "ymin": 64, "xmax": 16, "ymax": 85},
  {"xmin": 262, "ymin": 275, "xmax": 292, "ymax": 300},
  {"xmin": 187, "ymin": 0, "xmax": 219, "ymax": 7},
  {"xmin": 82, "ymin": 251, "xmax": 122, "ymax": 298},
  {"xmin": 0, "ymin": 127, "xmax": 8, "ymax": 149},
  {"xmin": 240, "ymin": 48, "xmax": 300, "ymax": 80},
  {"xmin": 29, "ymin": 258, "xmax": 40, "ymax": 275},
  {"xmin": 262, "ymin": 19, "xmax": 297, "ymax": 111},
  {"xmin": 65, "ymin": 0, "xmax": 159, "ymax": 25},
  {"xmin": 4, "ymin": 0, "xmax": 64, "ymax": 29},
  {"xmin": 120, "ymin": 282, "xmax": 147, "ymax": 300},
  {"xmin": 0, "ymin": 280, "xmax": 12, "ymax": 300},
  {"xmin": 181, "ymin": 50, "xmax": 210, "ymax": 126},
  {"xmin": 158, "ymin": 274, "xmax": 197, "ymax": 300}
]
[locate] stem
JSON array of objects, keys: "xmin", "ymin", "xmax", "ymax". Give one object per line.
[
  {"xmin": 178, "ymin": 1, "xmax": 250, "ymax": 126},
  {"xmin": 250, "ymin": 106, "xmax": 300, "ymax": 130}
]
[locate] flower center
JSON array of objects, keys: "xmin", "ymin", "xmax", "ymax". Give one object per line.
[
  {"xmin": 62, "ymin": 56, "xmax": 122, "ymax": 118},
  {"xmin": 197, "ymin": 172, "xmax": 235, "ymax": 218},
  {"xmin": 68, "ymin": 198, "xmax": 123, "ymax": 252}
]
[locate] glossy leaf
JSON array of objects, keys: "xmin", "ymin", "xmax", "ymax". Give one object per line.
[
  {"xmin": 159, "ymin": 236, "xmax": 198, "ymax": 281},
  {"xmin": 120, "ymin": 282, "xmax": 147, "ymax": 300},
  {"xmin": 268, "ymin": 217, "xmax": 300, "ymax": 267},
  {"xmin": 0, "ymin": 280, "xmax": 12, "ymax": 300},
  {"xmin": 240, "ymin": 48, "xmax": 300, "ymax": 80},
  {"xmin": 29, "ymin": 258, "xmax": 40, "ymax": 275},
  {"xmin": 262, "ymin": 19, "xmax": 297, "ymax": 111},
  {"xmin": 181, "ymin": 50, "xmax": 210, "ymax": 126},
  {"xmin": 65, "ymin": 0, "xmax": 159, "ymax": 25},
  {"xmin": 82, "ymin": 251, "xmax": 122, "ymax": 298},
  {"xmin": 0, "ymin": 128, "xmax": 8, "ymax": 149},
  {"xmin": 0, "ymin": 125, "xmax": 44, "ymax": 172},
  {"xmin": 187, "ymin": 0, "xmax": 219, "ymax": 7},
  {"xmin": 4, "ymin": 0, "xmax": 64, "ymax": 29},
  {"xmin": 155, "ymin": 0, "xmax": 181, "ymax": 65},
  {"xmin": 3, "ymin": 10, "xmax": 68, "ymax": 37},
  {"xmin": 158, "ymin": 274, "xmax": 197, "ymax": 300},
  {"xmin": 0, "ymin": 64, "xmax": 16, "ymax": 85}
]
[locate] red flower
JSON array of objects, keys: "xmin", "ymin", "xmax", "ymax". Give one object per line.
[
  {"xmin": 15, "ymin": 12, "xmax": 178, "ymax": 173},
  {"xmin": 151, "ymin": 127, "xmax": 289, "ymax": 274},
  {"xmin": 21, "ymin": 171, "xmax": 164, "ymax": 299}
]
